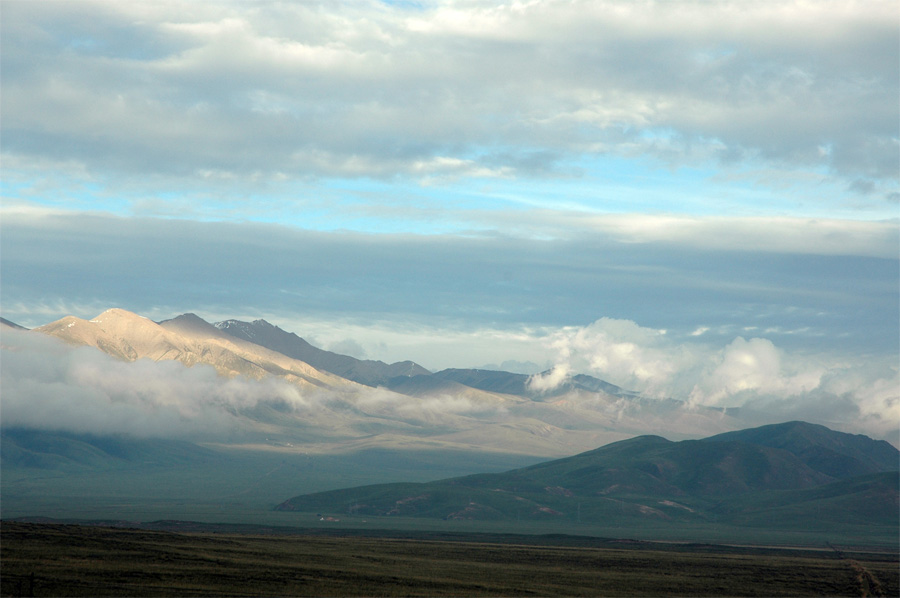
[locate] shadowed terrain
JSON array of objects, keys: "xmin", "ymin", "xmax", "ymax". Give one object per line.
[{"xmin": 2, "ymin": 522, "xmax": 896, "ymax": 597}]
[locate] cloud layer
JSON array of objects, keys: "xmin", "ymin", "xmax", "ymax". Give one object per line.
[
  {"xmin": 1, "ymin": 1, "xmax": 896, "ymax": 448},
  {"xmin": 0, "ymin": 327, "xmax": 510, "ymax": 441},
  {"xmin": 530, "ymin": 317, "xmax": 899, "ymax": 442},
  {"xmin": 2, "ymin": 210, "xmax": 896, "ymax": 365},
  {"xmin": 3, "ymin": 319, "xmax": 896, "ymax": 447},
  {"xmin": 0, "ymin": 327, "xmax": 306, "ymax": 439},
  {"xmin": 2, "ymin": 0, "xmax": 897, "ymax": 200}
]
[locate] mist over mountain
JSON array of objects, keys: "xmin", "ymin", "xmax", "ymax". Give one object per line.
[
  {"xmin": 35, "ymin": 308, "xmax": 351, "ymax": 390},
  {"xmin": 4, "ymin": 308, "xmax": 752, "ymax": 458},
  {"xmin": 3, "ymin": 309, "xmax": 898, "ymax": 546},
  {"xmin": 423, "ymin": 368, "xmax": 639, "ymax": 400},
  {"xmin": 2, "ymin": 308, "xmax": 894, "ymax": 464}
]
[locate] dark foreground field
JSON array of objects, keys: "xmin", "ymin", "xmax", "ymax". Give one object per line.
[{"xmin": 1, "ymin": 522, "xmax": 897, "ymax": 597}]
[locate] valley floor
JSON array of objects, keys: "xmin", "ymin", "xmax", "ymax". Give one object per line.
[{"xmin": 2, "ymin": 521, "xmax": 897, "ymax": 597}]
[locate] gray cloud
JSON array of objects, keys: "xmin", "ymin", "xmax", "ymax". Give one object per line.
[
  {"xmin": 1, "ymin": 210, "xmax": 896, "ymax": 363},
  {"xmin": 4, "ymin": 316, "xmax": 895, "ymax": 446},
  {"xmin": 1, "ymin": 0, "xmax": 896, "ymax": 196}
]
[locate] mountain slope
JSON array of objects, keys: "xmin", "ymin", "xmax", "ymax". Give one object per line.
[
  {"xmin": 276, "ymin": 422, "xmax": 900, "ymax": 529},
  {"xmin": 36, "ymin": 308, "xmax": 353, "ymax": 391},
  {"xmin": 215, "ymin": 318, "xmax": 430, "ymax": 386},
  {"xmin": 1, "ymin": 428, "xmax": 216, "ymax": 470},
  {"xmin": 702, "ymin": 420, "xmax": 900, "ymax": 479},
  {"xmin": 0, "ymin": 317, "xmax": 27, "ymax": 330}
]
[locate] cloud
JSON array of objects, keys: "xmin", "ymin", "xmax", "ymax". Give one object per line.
[
  {"xmin": 687, "ymin": 337, "xmax": 824, "ymax": 405},
  {"xmin": 0, "ymin": 327, "xmax": 309, "ymax": 439},
  {"xmin": 537, "ymin": 317, "xmax": 899, "ymax": 441},
  {"xmin": 0, "ymin": 326, "xmax": 513, "ymax": 441},
  {"xmin": 574, "ymin": 214, "xmax": 899, "ymax": 259},
  {"xmin": 327, "ymin": 338, "xmax": 368, "ymax": 360},
  {"xmin": 2, "ymin": 0, "xmax": 896, "ymax": 195},
  {"xmin": 1, "ymin": 209, "xmax": 896, "ymax": 367},
  {"xmin": 351, "ymin": 386, "xmax": 508, "ymax": 425},
  {"xmin": 527, "ymin": 365, "xmax": 571, "ymax": 394},
  {"xmin": 539, "ymin": 318, "xmax": 699, "ymax": 397}
]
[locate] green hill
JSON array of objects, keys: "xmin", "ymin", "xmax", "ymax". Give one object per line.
[
  {"xmin": 702, "ymin": 420, "xmax": 899, "ymax": 478},
  {"xmin": 276, "ymin": 422, "xmax": 899, "ymax": 532}
]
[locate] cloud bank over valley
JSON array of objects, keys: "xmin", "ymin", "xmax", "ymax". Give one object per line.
[{"xmin": 2, "ymin": 313, "xmax": 897, "ymax": 447}]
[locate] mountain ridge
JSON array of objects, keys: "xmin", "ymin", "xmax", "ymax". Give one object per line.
[
  {"xmin": 276, "ymin": 421, "xmax": 899, "ymax": 530},
  {"xmin": 215, "ymin": 318, "xmax": 431, "ymax": 387},
  {"xmin": 35, "ymin": 308, "xmax": 354, "ymax": 390},
  {"xmin": 20, "ymin": 308, "xmax": 877, "ymax": 460}
]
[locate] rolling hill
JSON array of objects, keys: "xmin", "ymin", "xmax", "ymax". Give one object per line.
[{"xmin": 275, "ymin": 421, "xmax": 900, "ymax": 530}]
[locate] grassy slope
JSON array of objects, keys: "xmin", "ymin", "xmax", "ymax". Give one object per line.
[{"xmin": 275, "ymin": 427, "xmax": 899, "ymax": 547}]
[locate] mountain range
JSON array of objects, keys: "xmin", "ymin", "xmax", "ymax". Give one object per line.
[
  {"xmin": 6, "ymin": 308, "xmax": 748, "ymax": 457},
  {"xmin": 215, "ymin": 318, "xmax": 430, "ymax": 387},
  {"xmin": 276, "ymin": 421, "xmax": 899, "ymax": 530},
  {"xmin": 2, "ymin": 309, "xmax": 897, "ymax": 543}
]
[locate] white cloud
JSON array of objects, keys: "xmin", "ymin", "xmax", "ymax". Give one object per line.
[
  {"xmin": 527, "ymin": 364, "xmax": 571, "ymax": 394},
  {"xmin": 687, "ymin": 337, "xmax": 824, "ymax": 406},
  {"xmin": 537, "ymin": 317, "xmax": 899, "ymax": 440},
  {"xmin": 0, "ymin": 328, "xmax": 308, "ymax": 439},
  {"xmin": 0, "ymin": 327, "xmax": 512, "ymax": 440},
  {"xmin": 2, "ymin": 0, "xmax": 895, "ymax": 194}
]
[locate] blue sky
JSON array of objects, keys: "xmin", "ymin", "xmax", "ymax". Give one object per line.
[{"xmin": 1, "ymin": 0, "xmax": 898, "ymax": 438}]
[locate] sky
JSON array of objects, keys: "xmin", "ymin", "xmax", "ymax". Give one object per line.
[{"xmin": 1, "ymin": 1, "xmax": 898, "ymax": 438}]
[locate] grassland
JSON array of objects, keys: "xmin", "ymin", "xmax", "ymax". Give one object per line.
[{"xmin": 2, "ymin": 521, "xmax": 897, "ymax": 597}]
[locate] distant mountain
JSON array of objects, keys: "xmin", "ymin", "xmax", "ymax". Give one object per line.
[
  {"xmin": 22, "ymin": 308, "xmax": 742, "ymax": 457},
  {"xmin": 276, "ymin": 422, "xmax": 899, "ymax": 529},
  {"xmin": 423, "ymin": 368, "xmax": 636, "ymax": 400},
  {"xmin": 476, "ymin": 360, "xmax": 546, "ymax": 375},
  {"xmin": 215, "ymin": 318, "xmax": 431, "ymax": 387},
  {"xmin": 0, "ymin": 317, "xmax": 27, "ymax": 330}
]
